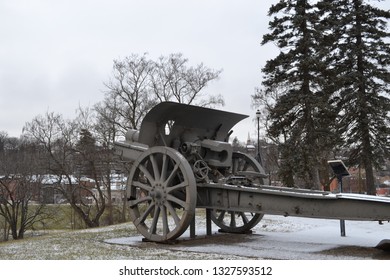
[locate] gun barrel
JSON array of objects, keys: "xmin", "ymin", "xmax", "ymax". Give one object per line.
[{"xmin": 114, "ymin": 140, "xmax": 148, "ymax": 162}]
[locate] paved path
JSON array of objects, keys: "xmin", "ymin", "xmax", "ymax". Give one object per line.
[{"xmin": 105, "ymin": 215, "xmax": 390, "ymax": 260}]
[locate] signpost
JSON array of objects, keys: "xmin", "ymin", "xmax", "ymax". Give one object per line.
[{"xmin": 328, "ymin": 160, "xmax": 350, "ymax": 237}]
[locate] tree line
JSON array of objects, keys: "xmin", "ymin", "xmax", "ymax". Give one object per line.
[{"xmin": 253, "ymin": 0, "xmax": 390, "ymax": 193}]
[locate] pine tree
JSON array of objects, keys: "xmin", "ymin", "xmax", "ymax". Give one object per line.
[
  {"xmin": 319, "ymin": 0, "xmax": 390, "ymax": 194},
  {"xmin": 259, "ymin": 0, "xmax": 337, "ymax": 188},
  {"xmin": 76, "ymin": 129, "xmax": 97, "ymax": 178}
]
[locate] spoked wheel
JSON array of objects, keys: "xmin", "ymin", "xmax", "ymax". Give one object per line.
[
  {"xmin": 210, "ymin": 152, "xmax": 266, "ymax": 233},
  {"xmin": 127, "ymin": 146, "xmax": 197, "ymax": 242}
]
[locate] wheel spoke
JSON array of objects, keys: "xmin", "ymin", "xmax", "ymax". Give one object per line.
[
  {"xmin": 150, "ymin": 154, "xmax": 161, "ymax": 181},
  {"xmin": 160, "ymin": 205, "xmax": 170, "ymax": 235},
  {"xmin": 132, "ymin": 181, "xmax": 153, "ymax": 192},
  {"xmin": 138, "ymin": 163, "xmax": 155, "ymax": 185},
  {"xmin": 136, "ymin": 203, "xmax": 155, "ymax": 225},
  {"xmin": 164, "ymin": 162, "xmax": 180, "ymax": 186},
  {"xmin": 165, "ymin": 201, "xmax": 181, "ymax": 227},
  {"xmin": 230, "ymin": 212, "xmax": 236, "ymax": 227},
  {"xmin": 167, "ymin": 194, "xmax": 186, "ymax": 208},
  {"xmin": 232, "ymin": 158, "xmax": 237, "ymax": 174},
  {"xmin": 237, "ymin": 159, "xmax": 243, "ymax": 172},
  {"xmin": 149, "ymin": 206, "xmax": 161, "ymax": 234},
  {"xmin": 161, "ymin": 154, "xmax": 168, "ymax": 182},
  {"xmin": 242, "ymin": 161, "xmax": 250, "ymax": 172},
  {"xmin": 217, "ymin": 210, "xmax": 226, "ymax": 222},
  {"xmin": 239, "ymin": 212, "xmax": 249, "ymax": 224},
  {"xmin": 128, "ymin": 196, "xmax": 151, "ymax": 207},
  {"xmin": 167, "ymin": 181, "xmax": 187, "ymax": 193}
]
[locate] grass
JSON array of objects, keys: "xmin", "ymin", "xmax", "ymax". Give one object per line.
[
  {"xmin": 29, "ymin": 204, "xmax": 130, "ymax": 230},
  {"xmin": 0, "ymin": 210, "xmax": 241, "ymax": 260}
]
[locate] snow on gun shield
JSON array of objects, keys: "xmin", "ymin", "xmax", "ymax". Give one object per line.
[{"xmin": 114, "ymin": 101, "xmax": 390, "ymax": 244}]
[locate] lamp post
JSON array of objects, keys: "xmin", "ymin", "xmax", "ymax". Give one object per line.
[{"xmin": 256, "ymin": 109, "xmax": 263, "ymax": 166}]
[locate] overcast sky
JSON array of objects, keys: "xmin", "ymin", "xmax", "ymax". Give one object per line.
[{"xmin": 1, "ymin": 0, "xmax": 388, "ymax": 142}]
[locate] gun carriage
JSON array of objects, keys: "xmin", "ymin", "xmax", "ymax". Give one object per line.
[{"xmin": 115, "ymin": 102, "xmax": 390, "ymax": 243}]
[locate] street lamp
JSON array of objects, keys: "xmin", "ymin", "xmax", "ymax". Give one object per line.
[{"xmin": 256, "ymin": 109, "xmax": 263, "ymax": 166}]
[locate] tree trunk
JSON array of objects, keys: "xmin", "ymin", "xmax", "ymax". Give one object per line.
[
  {"xmin": 106, "ymin": 170, "xmax": 113, "ymax": 225},
  {"xmin": 353, "ymin": 0, "xmax": 376, "ymax": 195},
  {"xmin": 2, "ymin": 218, "xmax": 9, "ymax": 241},
  {"xmin": 10, "ymin": 223, "xmax": 18, "ymax": 240},
  {"xmin": 121, "ymin": 192, "xmax": 128, "ymax": 222},
  {"xmin": 310, "ymin": 166, "xmax": 321, "ymax": 190},
  {"xmin": 365, "ymin": 164, "xmax": 376, "ymax": 195}
]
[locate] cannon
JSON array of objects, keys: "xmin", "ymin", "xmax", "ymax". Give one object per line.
[{"xmin": 115, "ymin": 101, "xmax": 390, "ymax": 243}]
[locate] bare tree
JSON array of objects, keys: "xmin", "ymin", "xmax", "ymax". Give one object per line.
[
  {"xmin": 101, "ymin": 53, "xmax": 224, "ymax": 135},
  {"xmin": 104, "ymin": 53, "xmax": 156, "ymax": 132},
  {"xmin": 0, "ymin": 137, "xmax": 50, "ymax": 240},
  {"xmin": 23, "ymin": 112, "xmax": 107, "ymax": 228},
  {"xmin": 151, "ymin": 53, "xmax": 224, "ymax": 107},
  {"xmin": 94, "ymin": 98, "xmax": 124, "ymax": 142}
]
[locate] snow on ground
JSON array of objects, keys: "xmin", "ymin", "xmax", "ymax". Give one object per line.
[
  {"xmin": 1, "ymin": 213, "xmax": 390, "ymax": 260},
  {"xmin": 105, "ymin": 215, "xmax": 390, "ymax": 260}
]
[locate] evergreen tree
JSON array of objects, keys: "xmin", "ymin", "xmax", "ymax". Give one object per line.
[
  {"xmin": 76, "ymin": 129, "xmax": 97, "ymax": 178},
  {"xmin": 319, "ymin": 0, "xmax": 390, "ymax": 194},
  {"xmin": 258, "ymin": 0, "xmax": 337, "ymax": 188}
]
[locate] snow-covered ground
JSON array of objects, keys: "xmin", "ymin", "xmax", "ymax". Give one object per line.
[
  {"xmin": 2, "ymin": 214, "xmax": 389, "ymax": 280},
  {"xmin": 1, "ymin": 213, "xmax": 389, "ymax": 260},
  {"xmin": 106, "ymin": 214, "xmax": 390, "ymax": 260}
]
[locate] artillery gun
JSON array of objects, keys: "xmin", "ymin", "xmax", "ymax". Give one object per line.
[{"xmin": 115, "ymin": 102, "xmax": 390, "ymax": 243}]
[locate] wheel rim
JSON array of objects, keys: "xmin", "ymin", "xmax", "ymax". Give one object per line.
[
  {"xmin": 231, "ymin": 152, "xmax": 267, "ymax": 185},
  {"xmin": 211, "ymin": 210, "xmax": 264, "ymax": 233},
  {"xmin": 211, "ymin": 152, "xmax": 265, "ymax": 233},
  {"xmin": 127, "ymin": 146, "xmax": 196, "ymax": 242}
]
